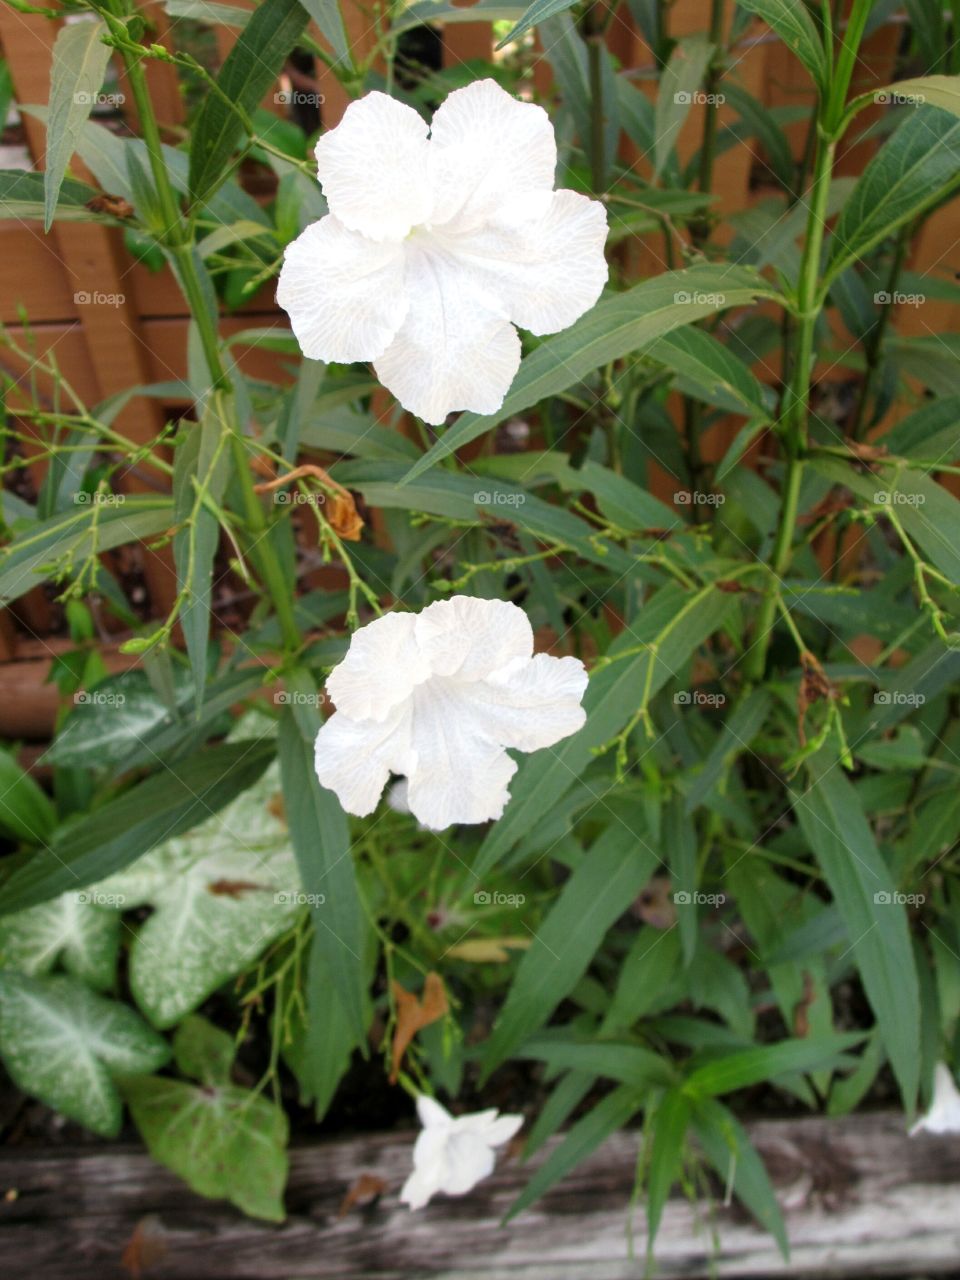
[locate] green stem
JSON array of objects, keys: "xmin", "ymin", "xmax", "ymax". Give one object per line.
[
  {"xmin": 848, "ymin": 222, "xmax": 911, "ymax": 439},
  {"xmin": 584, "ymin": 2, "xmax": 608, "ymax": 194},
  {"xmin": 692, "ymin": 0, "xmax": 725, "ymax": 242}
]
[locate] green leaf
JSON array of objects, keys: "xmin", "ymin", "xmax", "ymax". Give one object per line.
[
  {"xmin": 646, "ymin": 1087, "xmax": 692, "ymax": 1246},
  {"xmin": 684, "ymin": 1032, "xmax": 864, "ymax": 1096},
  {"xmin": 0, "ymin": 973, "xmax": 169, "ymax": 1136},
  {"xmin": 0, "ymin": 496, "xmax": 174, "ymax": 606},
  {"xmin": 827, "ymin": 107, "xmax": 960, "ymax": 284},
  {"xmin": 518, "ymin": 1034, "xmax": 673, "ymax": 1089},
  {"xmin": 403, "ymin": 264, "xmax": 779, "ymax": 482},
  {"xmin": 122, "ymin": 1070, "xmax": 288, "ymax": 1220},
  {"xmin": 0, "ymin": 750, "xmax": 56, "ymax": 843},
  {"xmin": 795, "ymin": 750, "xmax": 921, "ymax": 1110},
  {"xmin": 495, "ymin": 0, "xmax": 576, "ymax": 47},
  {"xmin": 684, "ymin": 689, "xmax": 771, "ymax": 813},
  {"xmin": 0, "ymin": 170, "xmax": 111, "ymax": 223},
  {"xmin": 879, "ymin": 75, "xmax": 960, "ymax": 115},
  {"xmin": 0, "ymin": 892, "xmax": 120, "ymax": 989},
  {"xmin": 392, "ymin": 0, "xmax": 525, "ymax": 34},
  {"xmin": 298, "ymin": 0, "xmax": 351, "ymax": 62},
  {"xmin": 279, "ymin": 693, "xmax": 368, "ymax": 1045},
  {"xmin": 646, "ymin": 326, "xmax": 773, "ymax": 419},
  {"xmin": 654, "ymin": 35, "xmax": 715, "ymax": 177},
  {"xmin": 92, "ymin": 715, "xmax": 300, "ymax": 1027},
  {"xmin": 877, "ymin": 395, "xmax": 960, "ymax": 460},
  {"xmin": 736, "ymin": 0, "xmax": 828, "ymax": 91},
  {"xmin": 692, "ymin": 1097, "xmax": 789, "ymax": 1258},
  {"xmin": 481, "ymin": 826, "xmax": 661, "ymax": 1075},
  {"xmin": 189, "ymin": 0, "xmax": 310, "ymax": 203},
  {"xmin": 165, "ymin": 0, "xmax": 252, "ymax": 24},
  {"xmin": 44, "ymin": 16, "xmax": 113, "ymax": 231},
  {"xmin": 172, "ymin": 395, "xmax": 232, "ymax": 708},
  {"xmin": 506, "ymin": 1085, "xmax": 641, "ymax": 1221},
  {"xmin": 665, "ymin": 796, "xmax": 698, "ymax": 965},
  {"xmin": 474, "ymin": 582, "xmax": 738, "ymax": 877},
  {"xmin": 173, "ymin": 1014, "xmax": 236, "ymax": 1085},
  {"xmin": 0, "ymin": 738, "xmax": 276, "ymax": 917}
]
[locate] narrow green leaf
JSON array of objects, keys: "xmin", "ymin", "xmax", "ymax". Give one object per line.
[
  {"xmin": 795, "ymin": 750, "xmax": 921, "ymax": 1110},
  {"xmin": 278, "ymin": 691, "xmax": 368, "ymax": 1045},
  {"xmin": 0, "ymin": 750, "xmax": 56, "ymax": 843},
  {"xmin": 481, "ymin": 826, "xmax": 661, "ymax": 1076},
  {"xmin": 646, "ymin": 1087, "xmax": 692, "ymax": 1245},
  {"xmin": 402, "ymin": 264, "xmax": 779, "ymax": 482},
  {"xmin": 684, "ymin": 689, "xmax": 771, "ymax": 813},
  {"xmin": 298, "ymin": 0, "xmax": 350, "ymax": 61},
  {"xmin": 879, "ymin": 75, "xmax": 960, "ymax": 115},
  {"xmin": 692, "ymin": 1097, "xmax": 789, "ymax": 1258},
  {"xmin": 736, "ymin": 0, "xmax": 828, "ymax": 91},
  {"xmin": 44, "ymin": 17, "xmax": 112, "ymax": 231},
  {"xmin": 684, "ymin": 1032, "xmax": 865, "ymax": 1096},
  {"xmin": 494, "ymin": 0, "xmax": 576, "ymax": 47},
  {"xmin": 506, "ymin": 1085, "xmax": 641, "ymax": 1221},
  {"xmin": 646, "ymin": 326, "xmax": 773, "ymax": 418},
  {"xmin": 189, "ymin": 0, "xmax": 310, "ymax": 202},
  {"xmin": 0, "ymin": 170, "xmax": 110, "ymax": 223},
  {"xmin": 654, "ymin": 35, "xmax": 715, "ymax": 176},
  {"xmin": 665, "ymin": 796, "xmax": 698, "ymax": 965},
  {"xmin": 518, "ymin": 1034, "xmax": 674, "ymax": 1089}
]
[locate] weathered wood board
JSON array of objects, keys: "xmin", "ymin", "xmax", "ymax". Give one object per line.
[{"xmin": 1, "ymin": 1112, "xmax": 959, "ymax": 1279}]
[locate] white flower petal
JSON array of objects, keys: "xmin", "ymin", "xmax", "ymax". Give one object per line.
[
  {"xmin": 327, "ymin": 611, "xmax": 428, "ymax": 722},
  {"xmin": 313, "ymin": 704, "xmax": 412, "ymax": 818},
  {"xmin": 316, "ymin": 92, "xmax": 430, "ymax": 241},
  {"xmin": 442, "ymin": 1130, "xmax": 496, "ymax": 1195},
  {"xmin": 461, "ymin": 1109, "xmax": 524, "ymax": 1146},
  {"xmin": 374, "ymin": 242, "xmax": 520, "ymax": 424},
  {"xmin": 417, "ymin": 1093, "xmax": 453, "ymax": 1129},
  {"xmin": 910, "ymin": 1062, "xmax": 960, "ymax": 1135},
  {"xmin": 428, "ymin": 79, "xmax": 557, "ymax": 231},
  {"xmin": 406, "ymin": 681, "xmax": 518, "ymax": 828},
  {"xmin": 451, "ymin": 189, "xmax": 609, "ymax": 335},
  {"xmin": 400, "ymin": 1164, "xmax": 440, "ymax": 1210},
  {"xmin": 415, "ymin": 596, "xmax": 533, "ymax": 681},
  {"xmin": 481, "ymin": 653, "xmax": 589, "ymax": 751},
  {"xmin": 276, "ymin": 215, "xmax": 408, "ymax": 363}
]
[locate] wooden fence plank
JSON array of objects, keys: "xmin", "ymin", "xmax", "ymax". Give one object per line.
[{"xmin": 0, "ymin": 1112, "xmax": 958, "ymax": 1279}]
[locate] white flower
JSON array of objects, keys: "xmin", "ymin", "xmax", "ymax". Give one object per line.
[
  {"xmin": 910, "ymin": 1062, "xmax": 960, "ymax": 1135},
  {"xmin": 276, "ymin": 79, "xmax": 608, "ymax": 425},
  {"xmin": 313, "ymin": 595, "xmax": 588, "ymax": 829},
  {"xmin": 400, "ymin": 1094, "xmax": 523, "ymax": 1209}
]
